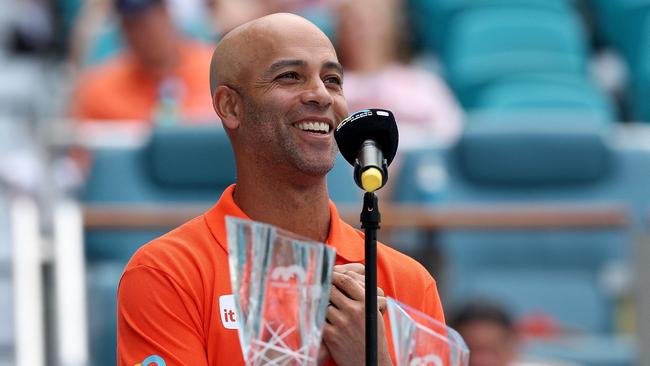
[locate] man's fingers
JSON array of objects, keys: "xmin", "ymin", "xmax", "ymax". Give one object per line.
[
  {"xmin": 331, "ymin": 272, "xmax": 365, "ymax": 302},
  {"xmin": 328, "ymin": 284, "xmax": 347, "ymax": 310},
  {"xmin": 333, "ymin": 263, "xmax": 364, "ymax": 275},
  {"xmin": 325, "ymin": 292, "xmax": 346, "ymax": 325},
  {"xmin": 341, "ymin": 270, "xmax": 365, "ymax": 288},
  {"xmin": 378, "ymin": 295, "xmax": 387, "ymax": 315}
]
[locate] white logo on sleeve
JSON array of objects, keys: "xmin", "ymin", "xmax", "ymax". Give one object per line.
[{"xmin": 219, "ymin": 294, "xmax": 239, "ymax": 330}]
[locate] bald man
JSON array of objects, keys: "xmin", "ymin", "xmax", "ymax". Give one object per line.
[{"xmin": 117, "ymin": 13, "xmax": 445, "ymax": 366}]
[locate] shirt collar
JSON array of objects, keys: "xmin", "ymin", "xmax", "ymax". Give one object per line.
[{"xmin": 206, "ymin": 184, "xmax": 364, "ymax": 263}]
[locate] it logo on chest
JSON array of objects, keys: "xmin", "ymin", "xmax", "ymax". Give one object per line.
[{"xmin": 219, "ymin": 294, "xmax": 239, "ymax": 330}]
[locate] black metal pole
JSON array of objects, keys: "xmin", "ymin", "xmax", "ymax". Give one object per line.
[{"xmin": 361, "ymin": 192, "xmax": 380, "ymax": 366}]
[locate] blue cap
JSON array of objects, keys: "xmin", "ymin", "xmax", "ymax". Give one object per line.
[{"xmin": 115, "ymin": 0, "xmax": 163, "ymax": 16}]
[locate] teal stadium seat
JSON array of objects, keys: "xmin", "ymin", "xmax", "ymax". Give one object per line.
[
  {"xmin": 441, "ymin": 6, "xmax": 589, "ymax": 104},
  {"xmin": 524, "ymin": 334, "xmax": 636, "ymax": 366},
  {"xmin": 406, "ymin": 0, "xmax": 574, "ymax": 54},
  {"xmin": 469, "ymin": 74, "xmax": 617, "ymax": 123},
  {"xmin": 83, "ymin": 126, "xmax": 236, "ymax": 261},
  {"xmin": 593, "ymin": 0, "xmax": 650, "ymax": 70},
  {"xmin": 328, "ymin": 154, "xmax": 363, "ymax": 205},
  {"xmin": 83, "ymin": 126, "xmax": 235, "ymax": 365},
  {"xmin": 629, "ymin": 13, "xmax": 650, "ymax": 122},
  {"xmin": 393, "ymin": 115, "xmax": 650, "ymax": 338},
  {"xmin": 405, "ymin": 0, "xmax": 574, "ymax": 54}
]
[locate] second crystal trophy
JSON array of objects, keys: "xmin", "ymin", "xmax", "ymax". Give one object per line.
[
  {"xmin": 226, "ymin": 216, "xmax": 336, "ymax": 366},
  {"xmin": 387, "ymin": 297, "xmax": 470, "ymax": 366}
]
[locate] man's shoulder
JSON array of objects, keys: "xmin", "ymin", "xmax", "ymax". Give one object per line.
[{"xmin": 377, "ymin": 241, "xmax": 434, "ymax": 283}]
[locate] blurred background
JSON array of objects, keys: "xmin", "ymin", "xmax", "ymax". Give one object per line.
[{"xmin": 1, "ymin": 0, "xmax": 650, "ymax": 365}]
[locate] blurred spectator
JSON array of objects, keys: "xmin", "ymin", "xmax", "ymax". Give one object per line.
[
  {"xmin": 450, "ymin": 300, "xmax": 519, "ymax": 366},
  {"xmin": 66, "ymin": 0, "xmax": 212, "ymax": 69},
  {"xmin": 9, "ymin": 0, "xmax": 54, "ymax": 54},
  {"xmin": 69, "ymin": 0, "xmax": 215, "ymax": 124},
  {"xmin": 450, "ymin": 300, "xmax": 577, "ymax": 366},
  {"xmin": 207, "ymin": 0, "xmax": 266, "ymax": 35},
  {"xmin": 207, "ymin": 0, "xmax": 334, "ymax": 37},
  {"xmin": 335, "ymin": 0, "xmax": 463, "ymax": 148}
]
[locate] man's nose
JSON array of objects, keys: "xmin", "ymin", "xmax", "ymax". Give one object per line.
[{"xmin": 301, "ymin": 78, "xmax": 333, "ymax": 108}]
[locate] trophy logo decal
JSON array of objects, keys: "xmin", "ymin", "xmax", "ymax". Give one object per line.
[{"xmin": 409, "ymin": 355, "xmax": 443, "ymax": 366}]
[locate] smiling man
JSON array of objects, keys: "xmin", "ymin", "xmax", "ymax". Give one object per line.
[{"xmin": 117, "ymin": 13, "xmax": 445, "ymax": 366}]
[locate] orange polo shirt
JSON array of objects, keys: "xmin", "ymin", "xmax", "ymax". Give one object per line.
[{"xmin": 117, "ymin": 185, "xmax": 444, "ymax": 365}]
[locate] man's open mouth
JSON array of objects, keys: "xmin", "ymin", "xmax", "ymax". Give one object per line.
[{"xmin": 293, "ymin": 121, "xmax": 331, "ymax": 135}]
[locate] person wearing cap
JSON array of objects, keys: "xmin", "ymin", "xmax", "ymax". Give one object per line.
[
  {"xmin": 117, "ymin": 13, "xmax": 445, "ymax": 366},
  {"xmin": 70, "ymin": 0, "xmax": 215, "ymax": 124}
]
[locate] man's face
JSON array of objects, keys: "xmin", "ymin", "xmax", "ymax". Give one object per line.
[
  {"xmin": 121, "ymin": 5, "xmax": 177, "ymax": 70},
  {"xmin": 234, "ymin": 28, "xmax": 348, "ymax": 178},
  {"xmin": 458, "ymin": 321, "xmax": 516, "ymax": 366}
]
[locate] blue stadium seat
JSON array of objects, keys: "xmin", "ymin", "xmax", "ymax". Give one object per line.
[
  {"xmin": 524, "ymin": 334, "xmax": 636, "ymax": 366},
  {"xmin": 469, "ymin": 74, "xmax": 617, "ymax": 123},
  {"xmin": 83, "ymin": 126, "xmax": 235, "ymax": 366},
  {"xmin": 628, "ymin": 13, "xmax": 650, "ymax": 122},
  {"xmin": 405, "ymin": 0, "xmax": 444, "ymax": 53},
  {"xmin": 441, "ymin": 6, "xmax": 589, "ymax": 104},
  {"xmin": 392, "ymin": 116, "xmax": 650, "ymax": 335},
  {"xmin": 593, "ymin": 0, "xmax": 650, "ymax": 70},
  {"xmin": 83, "ymin": 126, "xmax": 235, "ymax": 260},
  {"xmin": 327, "ymin": 154, "xmax": 363, "ymax": 205},
  {"xmin": 405, "ymin": 0, "xmax": 574, "ymax": 54},
  {"xmin": 464, "ymin": 269, "xmax": 610, "ymax": 332}
]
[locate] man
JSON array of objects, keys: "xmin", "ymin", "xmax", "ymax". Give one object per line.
[
  {"xmin": 450, "ymin": 301, "xmax": 518, "ymax": 366},
  {"xmin": 70, "ymin": 0, "xmax": 214, "ymax": 123},
  {"xmin": 117, "ymin": 13, "xmax": 444, "ymax": 365}
]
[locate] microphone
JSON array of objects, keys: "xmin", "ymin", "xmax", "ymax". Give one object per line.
[{"xmin": 334, "ymin": 109, "xmax": 399, "ymax": 192}]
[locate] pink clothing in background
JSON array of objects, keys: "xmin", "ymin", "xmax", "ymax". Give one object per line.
[{"xmin": 343, "ymin": 63, "xmax": 463, "ymax": 148}]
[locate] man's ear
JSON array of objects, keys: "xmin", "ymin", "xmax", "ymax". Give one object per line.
[{"xmin": 213, "ymin": 85, "xmax": 241, "ymax": 130}]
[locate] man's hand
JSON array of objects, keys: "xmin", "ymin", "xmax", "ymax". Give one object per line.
[
  {"xmin": 321, "ymin": 270, "xmax": 393, "ymax": 366},
  {"xmin": 332, "ymin": 263, "xmax": 387, "ymax": 314}
]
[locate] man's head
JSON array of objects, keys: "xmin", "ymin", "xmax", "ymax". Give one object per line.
[
  {"xmin": 116, "ymin": 0, "xmax": 179, "ymax": 75},
  {"xmin": 210, "ymin": 13, "xmax": 348, "ymax": 181},
  {"xmin": 449, "ymin": 301, "xmax": 518, "ymax": 366}
]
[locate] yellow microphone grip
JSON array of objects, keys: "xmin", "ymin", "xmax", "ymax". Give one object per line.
[{"xmin": 361, "ymin": 167, "xmax": 383, "ymax": 192}]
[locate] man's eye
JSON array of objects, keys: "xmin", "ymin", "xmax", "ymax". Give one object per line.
[
  {"xmin": 276, "ymin": 72, "xmax": 300, "ymax": 80},
  {"xmin": 324, "ymin": 76, "xmax": 342, "ymax": 86}
]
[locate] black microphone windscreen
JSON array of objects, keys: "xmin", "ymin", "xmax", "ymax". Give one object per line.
[{"xmin": 334, "ymin": 109, "xmax": 399, "ymax": 167}]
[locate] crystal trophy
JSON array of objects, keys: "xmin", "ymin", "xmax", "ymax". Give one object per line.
[
  {"xmin": 226, "ymin": 216, "xmax": 336, "ymax": 366},
  {"xmin": 387, "ymin": 297, "xmax": 470, "ymax": 366}
]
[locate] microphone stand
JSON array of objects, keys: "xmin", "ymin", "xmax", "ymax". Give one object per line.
[{"xmin": 361, "ymin": 192, "xmax": 380, "ymax": 366}]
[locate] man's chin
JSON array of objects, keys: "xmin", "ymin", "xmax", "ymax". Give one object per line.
[{"xmin": 292, "ymin": 160, "xmax": 335, "ymax": 179}]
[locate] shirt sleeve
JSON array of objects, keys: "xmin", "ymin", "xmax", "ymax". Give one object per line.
[
  {"xmin": 117, "ymin": 265, "xmax": 208, "ymax": 366},
  {"xmin": 423, "ymin": 278, "xmax": 446, "ymax": 325}
]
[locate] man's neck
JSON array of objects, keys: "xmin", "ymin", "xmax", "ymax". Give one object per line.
[{"xmin": 233, "ymin": 175, "xmax": 332, "ymax": 243}]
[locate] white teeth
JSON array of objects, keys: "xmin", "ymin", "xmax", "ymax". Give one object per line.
[{"xmin": 294, "ymin": 121, "xmax": 330, "ymax": 133}]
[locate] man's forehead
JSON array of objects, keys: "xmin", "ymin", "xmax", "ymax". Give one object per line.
[
  {"xmin": 212, "ymin": 13, "xmax": 339, "ymax": 89},
  {"xmin": 244, "ymin": 36, "xmax": 340, "ymax": 77},
  {"xmin": 254, "ymin": 29, "xmax": 336, "ymax": 59},
  {"xmin": 263, "ymin": 58, "xmax": 343, "ymax": 75}
]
